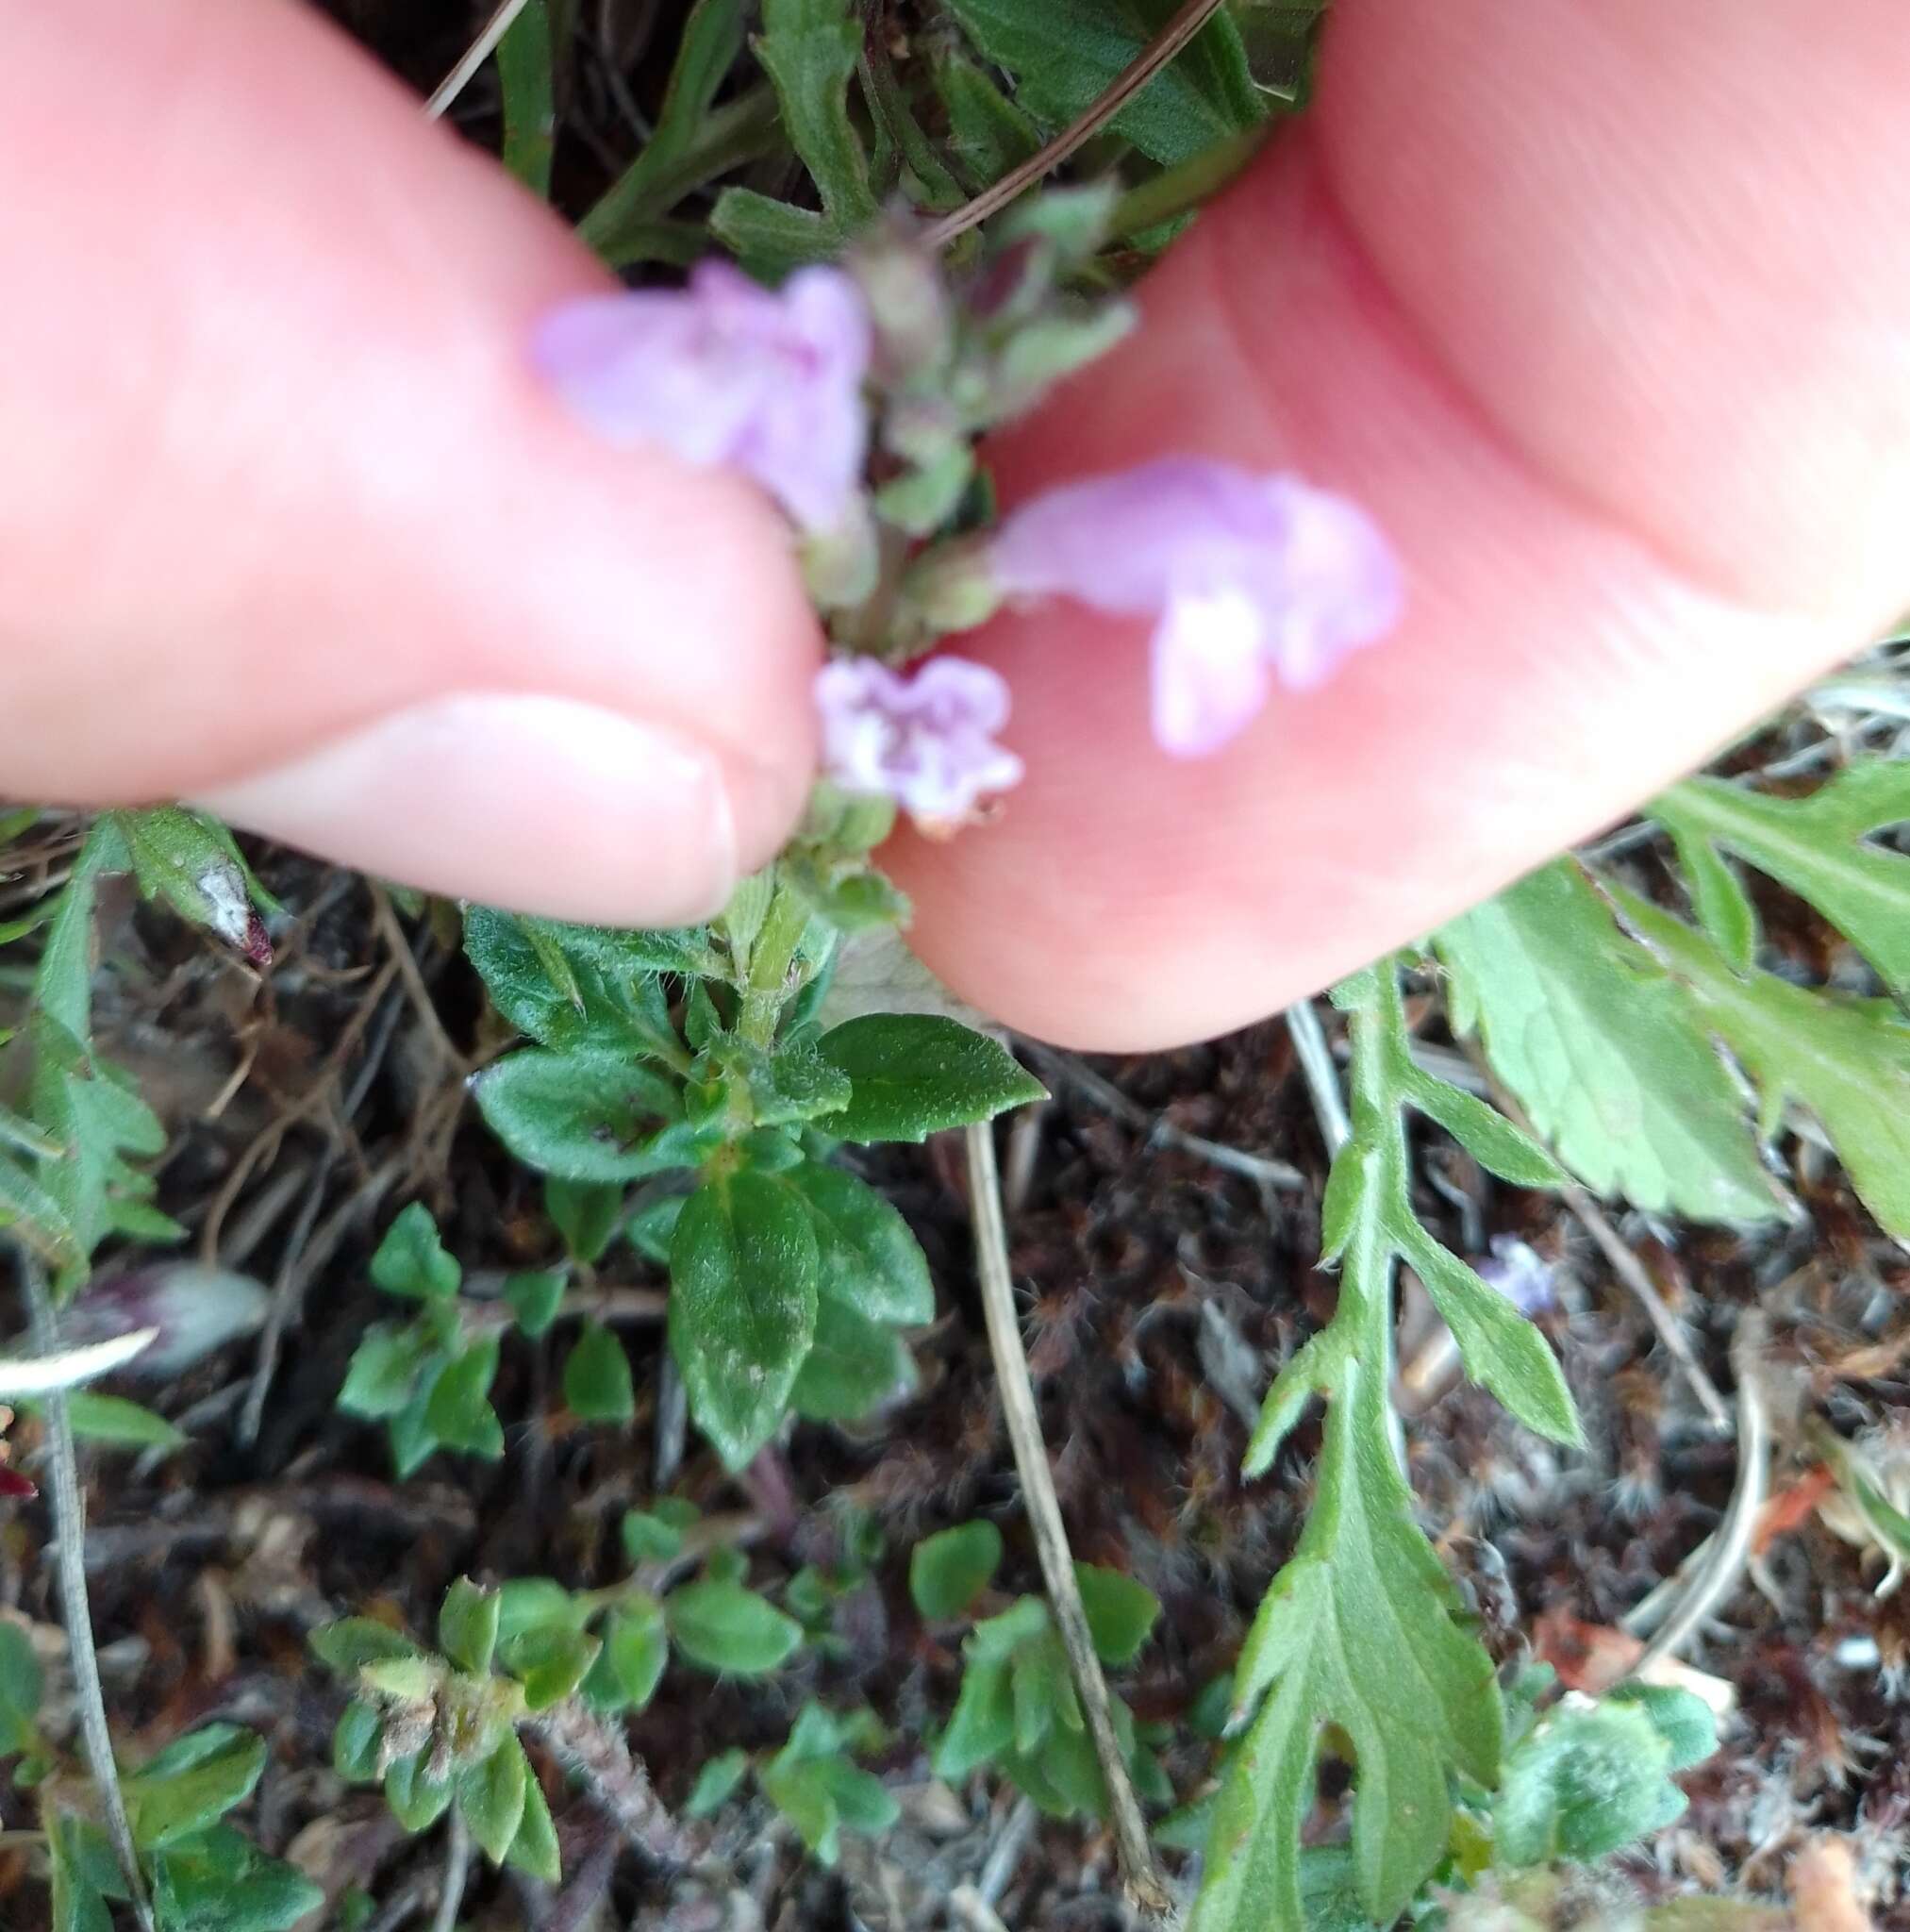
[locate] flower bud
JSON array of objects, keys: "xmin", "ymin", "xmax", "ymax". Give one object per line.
[{"xmin": 58, "ymin": 1264, "xmax": 270, "ymax": 1377}]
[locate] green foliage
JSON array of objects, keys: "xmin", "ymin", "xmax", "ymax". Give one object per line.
[
  {"xmin": 50, "ymin": 1391, "xmax": 187, "ymax": 1452},
  {"xmin": 941, "ymin": 0, "xmax": 1266, "ymax": 166},
  {"xmin": 1651, "ymin": 766, "xmax": 1910, "ymax": 998},
  {"xmin": 1617, "ymin": 885, "xmax": 1910, "ymax": 1242},
  {"xmin": 562, "ymin": 1319, "xmax": 637, "ymax": 1423},
  {"xmin": 909, "ymin": 1520, "xmax": 1005, "ymax": 1620},
  {"xmin": 813, "ymin": 1014, "xmax": 1047, "ymax": 1142},
  {"xmin": 1493, "ymin": 1690, "xmax": 1714, "ymax": 1868},
  {"xmin": 495, "ymin": 0, "xmax": 555, "ymax": 196},
  {"xmin": 666, "ymin": 1578, "xmax": 805, "ymax": 1675},
  {"xmin": 932, "ymin": 1587, "xmax": 1163, "ymax": 1822},
  {"xmin": 0, "ymin": 1622, "xmax": 44, "ymax": 1757},
  {"xmin": 1196, "ymin": 962, "xmax": 1575, "ymax": 1932},
  {"xmin": 759, "ymin": 1703, "xmax": 899, "ymax": 1865},
  {"xmin": 1436, "ymin": 861, "xmax": 1783, "ymax": 1224},
  {"xmin": 752, "ymin": 0, "xmax": 876, "ymax": 231}
]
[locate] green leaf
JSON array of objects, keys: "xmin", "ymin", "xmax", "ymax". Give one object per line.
[
  {"xmin": 1436, "ymin": 861, "xmax": 1783, "ymax": 1223},
  {"xmin": 668, "ymin": 1172, "xmax": 820, "ymax": 1469},
  {"xmin": 667, "ymin": 1580, "xmax": 803, "ymax": 1675},
  {"xmin": 755, "ymin": 0, "xmax": 876, "ymax": 227},
  {"xmin": 815, "ymin": 1014, "xmax": 1044, "ymax": 1143},
  {"xmin": 546, "ymin": 1175, "xmax": 623, "ymax": 1265},
  {"xmin": 788, "ymin": 1162, "xmax": 935, "ymax": 1324},
  {"xmin": 506, "ymin": 1771, "xmax": 562, "ymax": 1883},
  {"xmin": 583, "ymin": 1596, "xmax": 671, "ymax": 1714},
  {"xmin": 458, "ymin": 1738, "xmax": 530, "ymax": 1865},
  {"xmin": 1397, "ymin": 1227, "xmax": 1580, "ymax": 1446},
  {"xmin": 495, "ymin": 0, "xmax": 554, "ymax": 196},
  {"xmin": 384, "ymin": 1751, "xmax": 455, "ymax": 1833},
  {"xmin": 370, "ymin": 1204, "xmax": 460, "ymax": 1301},
  {"xmin": 933, "ymin": 1656, "xmax": 1014, "ymax": 1779},
  {"xmin": 502, "ymin": 1268, "xmax": 566, "ymax": 1339},
  {"xmin": 337, "ymin": 1323, "xmax": 430, "ymax": 1419},
  {"xmin": 789, "ymin": 1293, "xmax": 917, "ymax": 1421},
  {"xmin": 439, "ymin": 1578, "xmax": 501, "ymax": 1676},
  {"xmin": 474, "ymin": 1048, "xmax": 682, "ymax": 1183},
  {"xmin": 0, "ymin": 1622, "xmax": 42, "ymax": 1755},
  {"xmin": 909, "ymin": 1520, "xmax": 1004, "ymax": 1620},
  {"xmin": 1494, "ymin": 1698, "xmax": 1688, "ymax": 1868},
  {"xmin": 56, "ymin": 1391, "xmax": 187, "ymax": 1452},
  {"xmin": 333, "ymin": 1701, "xmax": 383, "ymax": 1783},
  {"xmin": 686, "ymin": 1747, "xmax": 752, "ymax": 1817},
  {"xmin": 126, "ymin": 1724, "xmax": 267, "ymax": 1849},
  {"xmin": 942, "ymin": 0, "xmax": 1265, "ymax": 167},
  {"xmin": 147, "ymin": 1824, "xmax": 324, "ymax": 1932},
  {"xmin": 108, "ymin": 806, "xmax": 271, "ymax": 957},
  {"xmin": 1652, "ymin": 765, "xmax": 1910, "ymax": 999},
  {"xmin": 494, "ymin": 1577, "xmax": 591, "ymax": 1641},
  {"xmin": 1398, "ymin": 1064, "xmax": 1566, "ymax": 1190},
  {"xmin": 499, "ymin": 1626, "xmax": 602, "ymax": 1709},
  {"xmin": 423, "ymin": 1338, "xmax": 505, "ymax": 1458},
  {"xmin": 1606, "ymin": 1682, "xmax": 1718, "ymax": 1774},
  {"xmin": 935, "ymin": 51, "xmax": 1042, "ymax": 190},
  {"xmin": 580, "ymin": 0, "xmax": 752, "ymax": 258},
  {"xmin": 709, "ymin": 188, "xmax": 840, "ymax": 277},
  {"xmin": 1073, "ymin": 1564, "xmax": 1160, "ymax": 1667},
  {"xmin": 1194, "ymin": 967, "xmax": 1506, "ymax": 1932},
  {"xmin": 621, "ymin": 1507, "xmax": 687, "ymax": 1563},
  {"xmin": 309, "ymin": 1618, "xmax": 424, "ymax": 1674},
  {"xmin": 1616, "ymin": 888, "xmax": 1910, "ymax": 1242},
  {"xmin": 563, "ymin": 1320, "xmax": 637, "ymax": 1424}
]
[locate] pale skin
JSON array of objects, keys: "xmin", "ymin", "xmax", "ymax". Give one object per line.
[{"xmin": 5, "ymin": 1, "xmax": 1906, "ymax": 1050}]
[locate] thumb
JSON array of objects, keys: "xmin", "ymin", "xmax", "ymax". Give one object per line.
[{"xmin": 0, "ymin": 0, "xmax": 820, "ymax": 924}]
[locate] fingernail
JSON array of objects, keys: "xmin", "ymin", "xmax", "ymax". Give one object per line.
[{"xmin": 195, "ymin": 692, "xmax": 741, "ymax": 924}]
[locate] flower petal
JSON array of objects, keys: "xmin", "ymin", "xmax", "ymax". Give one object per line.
[{"xmin": 1150, "ymin": 587, "xmax": 1271, "ymax": 758}]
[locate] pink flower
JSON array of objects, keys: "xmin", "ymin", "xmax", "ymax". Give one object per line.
[
  {"xmin": 533, "ymin": 262, "xmax": 871, "ymax": 533},
  {"xmin": 816, "ymin": 657, "xmax": 1023, "ymax": 825},
  {"xmin": 988, "ymin": 458, "xmax": 1403, "ymax": 757}
]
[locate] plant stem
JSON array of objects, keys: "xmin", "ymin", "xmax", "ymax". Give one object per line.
[
  {"xmin": 963, "ymin": 1121, "xmax": 1170, "ymax": 1919},
  {"xmin": 429, "ymin": 1808, "xmax": 473, "ymax": 1932},
  {"xmin": 922, "ymin": 0, "xmax": 1231, "ymax": 247},
  {"xmin": 1285, "ymin": 997, "xmax": 1350, "ymax": 1155},
  {"xmin": 18, "ymin": 1248, "xmax": 154, "ymax": 1931},
  {"xmin": 739, "ymin": 882, "xmax": 812, "ymax": 1045}
]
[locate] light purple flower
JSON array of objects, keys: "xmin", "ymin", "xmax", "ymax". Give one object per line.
[
  {"xmin": 1476, "ymin": 1238, "xmax": 1558, "ymax": 1317},
  {"xmin": 816, "ymin": 656, "xmax": 1023, "ymax": 826},
  {"xmin": 533, "ymin": 261, "xmax": 871, "ymax": 533},
  {"xmin": 988, "ymin": 458, "xmax": 1403, "ymax": 757}
]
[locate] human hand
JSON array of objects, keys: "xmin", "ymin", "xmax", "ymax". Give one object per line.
[{"xmin": 7, "ymin": 0, "xmax": 1905, "ymax": 1049}]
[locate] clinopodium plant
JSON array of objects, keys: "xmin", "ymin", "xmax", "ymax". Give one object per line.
[{"xmin": 3, "ymin": 5, "xmax": 1908, "ymax": 1929}]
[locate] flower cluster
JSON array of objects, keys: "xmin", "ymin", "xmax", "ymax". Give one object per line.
[{"xmin": 535, "ymin": 253, "xmax": 1401, "ymax": 823}]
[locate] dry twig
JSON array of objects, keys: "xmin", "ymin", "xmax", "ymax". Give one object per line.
[
  {"xmin": 424, "ymin": 0, "xmax": 533, "ymax": 120},
  {"xmin": 963, "ymin": 1120, "xmax": 1170, "ymax": 1919}
]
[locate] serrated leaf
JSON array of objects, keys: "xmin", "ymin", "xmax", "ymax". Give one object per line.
[
  {"xmin": 942, "ymin": 0, "xmax": 1265, "ymax": 167},
  {"xmin": 474, "ymin": 1048, "xmax": 682, "ymax": 1183},
  {"xmin": 1400, "ymin": 1063, "xmax": 1566, "ymax": 1190},
  {"xmin": 1073, "ymin": 1564, "xmax": 1160, "ymax": 1666},
  {"xmin": 789, "ymin": 1293, "xmax": 917, "ymax": 1421},
  {"xmin": 1616, "ymin": 888, "xmax": 1910, "ymax": 1241},
  {"xmin": 815, "ymin": 1014, "xmax": 1045, "ymax": 1142},
  {"xmin": 669, "ymin": 1172, "xmax": 820, "ymax": 1469},
  {"xmin": 439, "ymin": 1578, "xmax": 501, "ymax": 1676},
  {"xmin": 788, "ymin": 1162, "xmax": 935, "ymax": 1324},
  {"xmin": 909, "ymin": 1520, "xmax": 1004, "ymax": 1620},
  {"xmin": 1397, "ymin": 1226, "xmax": 1580, "ymax": 1446},
  {"xmin": 1652, "ymin": 765, "xmax": 1910, "ymax": 1000},
  {"xmin": 125, "ymin": 1724, "xmax": 267, "ymax": 1849},
  {"xmin": 1436, "ymin": 861, "xmax": 1782, "ymax": 1223},
  {"xmin": 563, "ymin": 1320, "xmax": 637, "ymax": 1424},
  {"xmin": 935, "ymin": 50, "xmax": 1041, "ymax": 190},
  {"xmin": 457, "ymin": 1738, "xmax": 529, "ymax": 1864},
  {"xmin": 667, "ymin": 1580, "xmax": 803, "ymax": 1675}
]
